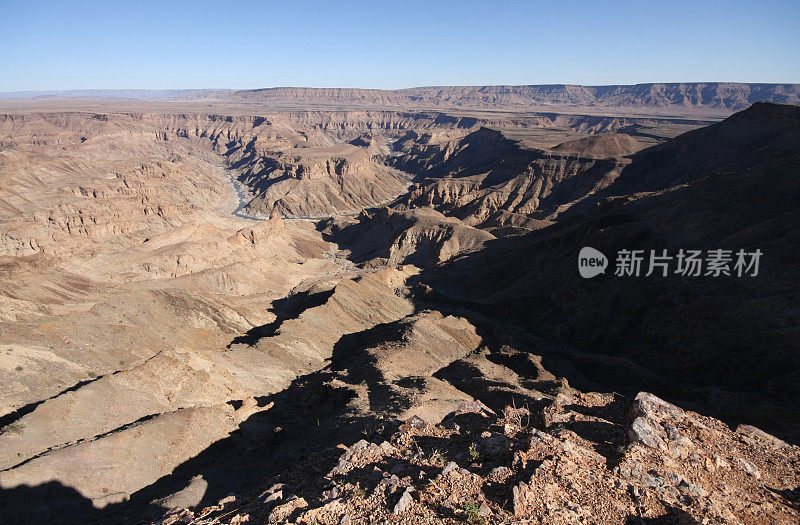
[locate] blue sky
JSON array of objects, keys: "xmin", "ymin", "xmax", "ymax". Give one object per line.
[{"xmin": 1, "ymin": 0, "xmax": 798, "ymax": 91}]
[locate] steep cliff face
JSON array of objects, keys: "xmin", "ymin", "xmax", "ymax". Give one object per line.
[
  {"xmin": 1, "ymin": 110, "xmax": 707, "ymax": 223},
  {"xmin": 391, "ymin": 127, "xmax": 629, "ymax": 230},
  {"xmin": 405, "ymin": 83, "xmax": 790, "ymax": 110},
  {"xmin": 143, "ymin": 112, "xmax": 482, "ymax": 218},
  {"xmin": 0, "ymin": 117, "xmax": 233, "ymax": 257},
  {"xmin": 320, "ymin": 207, "xmax": 495, "ymax": 267}
]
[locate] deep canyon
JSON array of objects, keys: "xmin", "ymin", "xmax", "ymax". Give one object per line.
[{"xmin": 0, "ymin": 85, "xmax": 799, "ymax": 524}]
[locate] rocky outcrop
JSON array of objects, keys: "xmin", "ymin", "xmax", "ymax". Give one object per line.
[{"xmin": 155, "ymin": 391, "xmax": 800, "ymax": 524}]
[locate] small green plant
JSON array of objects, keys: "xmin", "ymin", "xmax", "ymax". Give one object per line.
[
  {"xmin": 468, "ymin": 443, "xmax": 480, "ymax": 462},
  {"xmin": 463, "ymin": 502, "xmax": 486, "ymax": 525},
  {"xmin": 14, "ymin": 366, "xmax": 23, "ymax": 372},
  {"xmin": 87, "ymin": 371, "xmax": 98, "ymax": 379},
  {"xmin": 616, "ymin": 444, "xmax": 629, "ymax": 457},
  {"xmin": 119, "ymin": 359, "xmax": 126, "ymax": 366},
  {"xmin": 2, "ymin": 424, "xmax": 25, "ymax": 435}
]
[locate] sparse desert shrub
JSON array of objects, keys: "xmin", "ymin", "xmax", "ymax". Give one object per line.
[
  {"xmin": 2, "ymin": 424, "xmax": 25, "ymax": 435},
  {"xmin": 463, "ymin": 502, "xmax": 486, "ymax": 524},
  {"xmin": 14, "ymin": 366, "xmax": 23, "ymax": 372},
  {"xmin": 87, "ymin": 371, "xmax": 98, "ymax": 378},
  {"xmin": 503, "ymin": 403, "xmax": 531, "ymax": 430}
]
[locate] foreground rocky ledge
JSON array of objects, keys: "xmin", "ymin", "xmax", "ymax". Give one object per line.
[{"xmin": 157, "ymin": 392, "xmax": 800, "ymax": 524}]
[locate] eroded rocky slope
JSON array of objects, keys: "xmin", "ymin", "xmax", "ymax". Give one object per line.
[
  {"xmin": 390, "ymin": 127, "xmax": 633, "ymax": 233},
  {"xmin": 157, "ymin": 391, "xmax": 800, "ymax": 524}
]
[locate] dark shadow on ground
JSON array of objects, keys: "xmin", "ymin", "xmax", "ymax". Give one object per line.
[
  {"xmin": 227, "ymin": 287, "xmax": 335, "ymax": 347},
  {"xmin": 0, "ymin": 482, "xmax": 102, "ymax": 525}
]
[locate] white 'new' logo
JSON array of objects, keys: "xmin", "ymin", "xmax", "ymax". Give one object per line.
[{"xmin": 578, "ymin": 247, "xmax": 608, "ymax": 278}]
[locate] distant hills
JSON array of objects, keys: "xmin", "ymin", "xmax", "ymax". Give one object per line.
[
  {"xmin": 0, "ymin": 89, "xmax": 233, "ymax": 101},
  {"xmin": 2, "ymin": 83, "xmax": 799, "ymax": 116},
  {"xmin": 235, "ymin": 83, "xmax": 800, "ymax": 113}
]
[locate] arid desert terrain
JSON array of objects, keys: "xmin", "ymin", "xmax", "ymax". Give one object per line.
[{"xmin": 0, "ymin": 83, "xmax": 799, "ymax": 524}]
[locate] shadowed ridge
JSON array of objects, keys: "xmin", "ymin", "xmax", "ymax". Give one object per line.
[{"xmin": 412, "ymin": 103, "xmax": 800, "ymax": 441}]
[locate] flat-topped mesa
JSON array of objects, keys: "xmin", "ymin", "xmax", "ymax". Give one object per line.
[
  {"xmin": 231, "ymin": 83, "xmax": 800, "ymax": 115},
  {"xmin": 4, "ymin": 84, "xmax": 800, "ymax": 116}
]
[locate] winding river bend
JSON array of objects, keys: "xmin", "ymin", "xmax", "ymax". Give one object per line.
[{"xmin": 228, "ymin": 172, "xmax": 264, "ymax": 221}]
